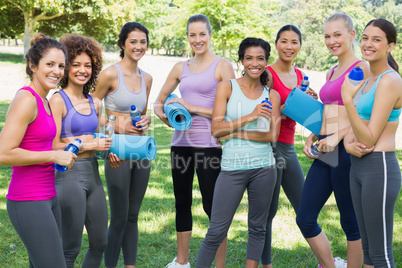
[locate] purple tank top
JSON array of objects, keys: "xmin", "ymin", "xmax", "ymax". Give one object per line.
[
  {"xmin": 58, "ymin": 90, "xmax": 98, "ymax": 138},
  {"xmin": 319, "ymin": 61, "xmax": 363, "ymax": 105},
  {"xmin": 7, "ymin": 87, "xmax": 57, "ymax": 201},
  {"xmin": 172, "ymin": 57, "xmax": 223, "ymax": 147}
]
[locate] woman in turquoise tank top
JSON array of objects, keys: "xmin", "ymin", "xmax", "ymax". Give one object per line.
[
  {"xmin": 296, "ymin": 12, "xmax": 370, "ymax": 268},
  {"xmin": 342, "ymin": 18, "xmax": 402, "ymax": 268},
  {"xmin": 196, "ymin": 37, "xmax": 280, "ymax": 268},
  {"xmin": 154, "ymin": 15, "xmax": 235, "ymax": 268},
  {"xmin": 49, "ymin": 34, "xmax": 110, "ymax": 268}
]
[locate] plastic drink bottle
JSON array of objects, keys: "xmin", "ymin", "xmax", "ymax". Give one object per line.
[
  {"xmin": 55, "ymin": 139, "xmax": 82, "ymax": 172},
  {"xmin": 95, "ymin": 114, "xmax": 116, "ymax": 159},
  {"xmin": 130, "ymin": 105, "xmax": 142, "ymax": 128},
  {"xmin": 310, "ymin": 143, "xmax": 322, "ymax": 157},
  {"xmin": 300, "ymin": 76, "xmax": 309, "ymax": 92},
  {"xmin": 256, "ymin": 98, "xmax": 272, "ymax": 132},
  {"xmin": 349, "ymin": 66, "xmax": 364, "ymax": 105}
]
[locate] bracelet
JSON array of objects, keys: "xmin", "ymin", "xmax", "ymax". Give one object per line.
[{"xmin": 80, "ymin": 142, "xmax": 86, "ymax": 151}]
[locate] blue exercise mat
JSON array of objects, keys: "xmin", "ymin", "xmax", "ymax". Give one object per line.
[
  {"xmin": 95, "ymin": 133, "xmax": 157, "ymax": 160},
  {"xmin": 163, "ymin": 94, "xmax": 192, "ymax": 130},
  {"xmin": 282, "ymin": 88, "xmax": 324, "ymax": 136}
]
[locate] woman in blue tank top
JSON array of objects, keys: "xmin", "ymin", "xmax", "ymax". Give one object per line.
[
  {"xmin": 154, "ymin": 15, "xmax": 235, "ymax": 268},
  {"xmin": 49, "ymin": 34, "xmax": 110, "ymax": 268},
  {"xmin": 92, "ymin": 22, "xmax": 153, "ymax": 268},
  {"xmin": 342, "ymin": 19, "xmax": 402, "ymax": 268},
  {"xmin": 196, "ymin": 37, "xmax": 281, "ymax": 268}
]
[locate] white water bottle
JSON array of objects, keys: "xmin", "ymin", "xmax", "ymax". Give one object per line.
[
  {"xmin": 95, "ymin": 114, "xmax": 116, "ymax": 159},
  {"xmin": 257, "ymin": 98, "xmax": 272, "ymax": 132},
  {"xmin": 350, "ymin": 66, "xmax": 364, "ymax": 105}
]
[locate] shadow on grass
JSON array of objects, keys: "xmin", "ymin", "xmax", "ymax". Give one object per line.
[{"xmin": 0, "ymin": 52, "xmax": 25, "ymax": 64}]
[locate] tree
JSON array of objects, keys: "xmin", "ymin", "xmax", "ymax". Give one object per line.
[{"xmin": 0, "ymin": 0, "xmax": 136, "ymax": 55}]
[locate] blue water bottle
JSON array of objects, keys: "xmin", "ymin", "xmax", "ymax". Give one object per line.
[
  {"xmin": 257, "ymin": 98, "xmax": 272, "ymax": 132},
  {"xmin": 55, "ymin": 139, "xmax": 82, "ymax": 172},
  {"xmin": 310, "ymin": 143, "xmax": 322, "ymax": 157},
  {"xmin": 300, "ymin": 76, "xmax": 309, "ymax": 92},
  {"xmin": 130, "ymin": 105, "xmax": 142, "ymax": 128},
  {"xmin": 349, "ymin": 66, "xmax": 364, "ymax": 105}
]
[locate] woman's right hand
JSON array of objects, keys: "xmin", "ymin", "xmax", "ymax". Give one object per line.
[
  {"xmin": 154, "ymin": 107, "xmax": 172, "ymax": 128},
  {"xmin": 94, "ymin": 137, "xmax": 112, "ymax": 151},
  {"xmin": 303, "ymin": 134, "xmax": 318, "ymax": 159},
  {"xmin": 54, "ymin": 150, "xmax": 77, "ymax": 169},
  {"xmin": 108, "ymin": 153, "xmax": 123, "ymax": 168}
]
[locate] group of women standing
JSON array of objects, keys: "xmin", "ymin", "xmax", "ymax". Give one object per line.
[{"xmin": 0, "ymin": 9, "xmax": 400, "ymax": 268}]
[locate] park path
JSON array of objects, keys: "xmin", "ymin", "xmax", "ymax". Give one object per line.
[{"xmin": 1, "ymin": 46, "xmax": 401, "ymax": 148}]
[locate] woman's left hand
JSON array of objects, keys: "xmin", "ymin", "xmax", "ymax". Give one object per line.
[
  {"xmin": 134, "ymin": 115, "xmax": 151, "ymax": 132},
  {"xmin": 341, "ymin": 74, "xmax": 365, "ymax": 104},
  {"xmin": 167, "ymin": 97, "xmax": 194, "ymax": 113},
  {"xmin": 107, "ymin": 153, "xmax": 123, "ymax": 168},
  {"xmin": 316, "ymin": 134, "xmax": 340, "ymax": 153}
]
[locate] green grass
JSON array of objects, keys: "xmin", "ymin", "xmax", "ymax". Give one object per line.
[
  {"xmin": 0, "ymin": 99, "xmax": 401, "ymax": 266},
  {"xmin": 0, "ymin": 52, "xmax": 25, "ymax": 64}
]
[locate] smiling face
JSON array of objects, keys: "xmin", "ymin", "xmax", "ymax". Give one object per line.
[
  {"xmin": 324, "ymin": 20, "xmax": 355, "ymax": 56},
  {"xmin": 275, "ymin": 30, "xmax": 301, "ymax": 63},
  {"xmin": 68, "ymin": 53, "xmax": 92, "ymax": 88},
  {"xmin": 187, "ymin": 21, "xmax": 211, "ymax": 55},
  {"xmin": 123, "ymin": 29, "xmax": 148, "ymax": 61},
  {"xmin": 361, "ymin": 25, "xmax": 394, "ymax": 63},
  {"xmin": 241, "ymin": 46, "xmax": 267, "ymax": 79},
  {"xmin": 30, "ymin": 48, "xmax": 65, "ymax": 92}
]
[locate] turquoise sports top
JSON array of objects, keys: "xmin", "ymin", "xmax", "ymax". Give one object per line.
[
  {"xmin": 221, "ymin": 79, "xmax": 275, "ymax": 171},
  {"xmin": 356, "ymin": 70, "xmax": 401, "ymax": 122}
]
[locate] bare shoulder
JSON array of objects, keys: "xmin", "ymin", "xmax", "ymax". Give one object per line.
[
  {"xmin": 217, "ymin": 57, "xmax": 233, "ymax": 69},
  {"xmin": 49, "ymin": 91, "xmax": 63, "ymax": 104},
  {"xmin": 376, "ymin": 71, "xmax": 402, "ymax": 97},
  {"xmin": 99, "ymin": 64, "xmax": 118, "ymax": 81},
  {"xmin": 269, "ymin": 88, "xmax": 281, "ymax": 102}
]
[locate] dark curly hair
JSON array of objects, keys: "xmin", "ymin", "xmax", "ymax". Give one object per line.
[
  {"xmin": 25, "ymin": 33, "xmax": 67, "ymax": 81},
  {"xmin": 58, "ymin": 34, "xmax": 103, "ymax": 95},
  {"xmin": 238, "ymin": 37, "xmax": 271, "ymax": 86}
]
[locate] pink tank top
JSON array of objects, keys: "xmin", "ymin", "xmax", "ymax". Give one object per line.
[
  {"xmin": 7, "ymin": 87, "xmax": 57, "ymax": 201},
  {"xmin": 172, "ymin": 57, "xmax": 223, "ymax": 147},
  {"xmin": 319, "ymin": 61, "xmax": 363, "ymax": 105}
]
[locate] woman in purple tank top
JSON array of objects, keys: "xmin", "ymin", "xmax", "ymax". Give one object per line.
[
  {"xmin": 296, "ymin": 12, "xmax": 370, "ymax": 268},
  {"xmin": 154, "ymin": 14, "xmax": 235, "ymax": 268},
  {"xmin": 0, "ymin": 34, "xmax": 76, "ymax": 268},
  {"xmin": 49, "ymin": 34, "xmax": 111, "ymax": 268}
]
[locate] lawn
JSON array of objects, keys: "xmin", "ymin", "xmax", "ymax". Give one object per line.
[{"xmin": 0, "ymin": 62, "xmax": 401, "ymax": 267}]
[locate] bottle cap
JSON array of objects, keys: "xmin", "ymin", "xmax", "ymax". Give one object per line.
[
  {"xmin": 301, "ymin": 76, "xmax": 309, "ymax": 85},
  {"xmin": 71, "ymin": 138, "xmax": 82, "ymax": 148},
  {"xmin": 349, "ymin": 66, "xmax": 364, "ymax": 81},
  {"xmin": 261, "ymin": 98, "xmax": 272, "ymax": 109},
  {"xmin": 131, "ymin": 105, "xmax": 136, "ymax": 111}
]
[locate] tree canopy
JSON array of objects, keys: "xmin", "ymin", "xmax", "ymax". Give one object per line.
[{"xmin": 0, "ymin": 0, "xmax": 401, "ymax": 71}]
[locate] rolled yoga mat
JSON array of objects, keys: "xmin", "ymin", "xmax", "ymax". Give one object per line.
[
  {"xmin": 163, "ymin": 94, "xmax": 192, "ymax": 130},
  {"xmin": 282, "ymin": 87, "xmax": 324, "ymax": 136},
  {"xmin": 95, "ymin": 133, "xmax": 157, "ymax": 160}
]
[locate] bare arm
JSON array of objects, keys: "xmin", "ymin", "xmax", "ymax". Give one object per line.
[
  {"xmin": 49, "ymin": 92, "xmax": 69, "ymax": 151},
  {"xmin": 0, "ymin": 91, "xmax": 76, "ymax": 167},
  {"xmin": 344, "ymin": 128, "xmax": 374, "ymax": 158}
]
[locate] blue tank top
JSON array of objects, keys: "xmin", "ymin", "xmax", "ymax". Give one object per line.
[
  {"xmin": 58, "ymin": 90, "xmax": 98, "ymax": 138},
  {"xmin": 104, "ymin": 63, "xmax": 147, "ymax": 113},
  {"xmin": 171, "ymin": 57, "xmax": 222, "ymax": 147},
  {"xmin": 356, "ymin": 70, "xmax": 401, "ymax": 121},
  {"xmin": 221, "ymin": 79, "xmax": 275, "ymax": 171}
]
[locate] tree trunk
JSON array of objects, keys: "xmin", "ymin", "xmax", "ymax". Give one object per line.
[{"xmin": 23, "ymin": 11, "xmax": 35, "ymax": 56}]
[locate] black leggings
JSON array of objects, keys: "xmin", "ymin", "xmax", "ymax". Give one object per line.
[
  {"xmin": 170, "ymin": 146, "xmax": 222, "ymax": 232},
  {"xmin": 7, "ymin": 197, "xmax": 66, "ymax": 268}
]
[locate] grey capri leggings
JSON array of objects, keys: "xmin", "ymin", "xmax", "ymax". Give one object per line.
[
  {"xmin": 196, "ymin": 165, "xmax": 277, "ymax": 268},
  {"xmin": 350, "ymin": 151, "xmax": 401, "ymax": 268},
  {"xmin": 104, "ymin": 159, "xmax": 151, "ymax": 267},
  {"xmin": 55, "ymin": 157, "xmax": 108, "ymax": 268},
  {"xmin": 261, "ymin": 142, "xmax": 305, "ymax": 265},
  {"xmin": 7, "ymin": 197, "xmax": 66, "ymax": 268}
]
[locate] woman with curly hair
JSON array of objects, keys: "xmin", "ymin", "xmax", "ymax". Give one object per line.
[{"xmin": 49, "ymin": 34, "xmax": 111, "ymax": 268}]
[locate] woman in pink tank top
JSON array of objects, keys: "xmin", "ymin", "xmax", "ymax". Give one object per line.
[
  {"xmin": 154, "ymin": 15, "xmax": 235, "ymax": 268},
  {"xmin": 296, "ymin": 13, "xmax": 370, "ymax": 268},
  {"xmin": 0, "ymin": 33, "xmax": 76, "ymax": 267}
]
